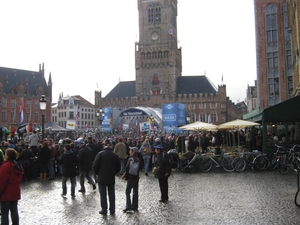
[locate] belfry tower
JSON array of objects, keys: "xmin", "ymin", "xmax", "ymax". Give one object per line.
[{"xmin": 135, "ymin": 0, "xmax": 182, "ymax": 98}]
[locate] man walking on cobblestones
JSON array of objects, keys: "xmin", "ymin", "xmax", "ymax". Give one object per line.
[
  {"xmin": 93, "ymin": 140, "xmax": 120, "ymax": 215},
  {"xmin": 77, "ymin": 140, "xmax": 96, "ymax": 193},
  {"xmin": 114, "ymin": 138, "xmax": 127, "ymax": 175},
  {"xmin": 154, "ymin": 144, "xmax": 171, "ymax": 203}
]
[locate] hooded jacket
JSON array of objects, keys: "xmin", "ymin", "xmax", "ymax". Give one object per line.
[
  {"xmin": 60, "ymin": 150, "xmax": 78, "ymax": 177},
  {"xmin": 0, "ymin": 160, "xmax": 24, "ymax": 201}
]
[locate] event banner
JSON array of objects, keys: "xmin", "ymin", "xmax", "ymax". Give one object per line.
[
  {"xmin": 139, "ymin": 122, "xmax": 151, "ymax": 132},
  {"xmin": 66, "ymin": 120, "xmax": 76, "ymax": 130},
  {"xmin": 162, "ymin": 103, "xmax": 186, "ymax": 132},
  {"xmin": 101, "ymin": 107, "xmax": 113, "ymax": 131}
]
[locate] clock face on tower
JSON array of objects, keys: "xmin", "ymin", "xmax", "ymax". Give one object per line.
[{"xmin": 151, "ymin": 31, "xmax": 159, "ymax": 40}]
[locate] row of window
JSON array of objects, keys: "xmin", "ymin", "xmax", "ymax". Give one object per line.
[
  {"xmin": 55, "ymin": 112, "xmax": 94, "ymax": 120},
  {"xmin": 55, "ymin": 107, "xmax": 94, "ymax": 112},
  {"xmin": 188, "ymin": 112, "xmax": 225, "ymax": 123},
  {"xmin": 1, "ymin": 111, "xmax": 41, "ymax": 123},
  {"xmin": 265, "ymin": 3, "xmax": 294, "ymax": 104},
  {"xmin": 1, "ymin": 98, "xmax": 39, "ymax": 109},
  {"xmin": 141, "ymin": 51, "xmax": 169, "ymax": 60},
  {"xmin": 189, "ymin": 103, "xmax": 224, "ymax": 109}
]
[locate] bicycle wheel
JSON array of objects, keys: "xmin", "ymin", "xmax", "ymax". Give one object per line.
[
  {"xmin": 268, "ymin": 156, "xmax": 278, "ymax": 170},
  {"xmin": 222, "ymin": 156, "xmax": 235, "ymax": 172},
  {"xmin": 253, "ymin": 155, "xmax": 268, "ymax": 171},
  {"xmin": 190, "ymin": 165, "xmax": 198, "ymax": 173},
  {"xmin": 232, "ymin": 157, "xmax": 246, "ymax": 172},
  {"xmin": 277, "ymin": 157, "xmax": 290, "ymax": 175},
  {"xmin": 200, "ymin": 157, "xmax": 212, "ymax": 172},
  {"xmin": 295, "ymin": 188, "xmax": 300, "ymax": 207},
  {"xmin": 294, "ymin": 157, "xmax": 300, "ymax": 170}
]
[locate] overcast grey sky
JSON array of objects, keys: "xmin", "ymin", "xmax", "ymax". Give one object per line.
[{"xmin": 0, "ymin": 0, "xmax": 256, "ymax": 104}]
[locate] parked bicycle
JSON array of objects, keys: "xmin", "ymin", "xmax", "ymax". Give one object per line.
[
  {"xmin": 294, "ymin": 168, "xmax": 300, "ymax": 207},
  {"xmin": 268, "ymin": 144, "xmax": 287, "ymax": 171},
  {"xmin": 277, "ymin": 145, "xmax": 300, "ymax": 175},
  {"xmin": 233, "ymin": 150, "xmax": 269, "ymax": 172},
  {"xmin": 199, "ymin": 148, "xmax": 235, "ymax": 172}
]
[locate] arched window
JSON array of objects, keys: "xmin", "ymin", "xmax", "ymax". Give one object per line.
[{"xmin": 148, "ymin": 4, "xmax": 161, "ymax": 23}]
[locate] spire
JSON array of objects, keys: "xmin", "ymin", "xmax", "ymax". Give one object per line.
[{"xmin": 48, "ymin": 72, "xmax": 52, "ymax": 85}]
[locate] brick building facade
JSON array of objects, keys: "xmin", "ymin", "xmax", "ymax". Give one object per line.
[
  {"xmin": 255, "ymin": 0, "xmax": 300, "ymax": 110},
  {"xmin": 0, "ymin": 63, "xmax": 52, "ymax": 131}
]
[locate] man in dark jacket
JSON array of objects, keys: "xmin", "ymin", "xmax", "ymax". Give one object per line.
[
  {"xmin": 18, "ymin": 145, "xmax": 33, "ymax": 181},
  {"xmin": 77, "ymin": 140, "xmax": 96, "ymax": 193},
  {"xmin": 154, "ymin": 144, "xmax": 171, "ymax": 203},
  {"xmin": 60, "ymin": 144, "xmax": 78, "ymax": 198},
  {"xmin": 93, "ymin": 140, "xmax": 120, "ymax": 215},
  {"xmin": 86, "ymin": 137, "xmax": 98, "ymax": 159}
]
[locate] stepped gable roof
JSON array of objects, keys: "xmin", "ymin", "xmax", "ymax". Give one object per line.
[
  {"xmin": 177, "ymin": 75, "xmax": 217, "ymax": 96},
  {"xmin": 0, "ymin": 66, "xmax": 48, "ymax": 96},
  {"xmin": 105, "ymin": 81, "xmax": 136, "ymax": 98}
]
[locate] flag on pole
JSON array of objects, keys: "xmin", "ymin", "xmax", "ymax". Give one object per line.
[
  {"xmin": 221, "ymin": 74, "xmax": 224, "ymax": 85},
  {"xmin": 19, "ymin": 100, "xmax": 24, "ymax": 124},
  {"xmin": 85, "ymin": 122, "xmax": 88, "ymax": 130},
  {"xmin": 75, "ymin": 106, "xmax": 79, "ymax": 122},
  {"xmin": 109, "ymin": 113, "xmax": 113, "ymax": 128},
  {"xmin": 135, "ymin": 118, "xmax": 138, "ymax": 129}
]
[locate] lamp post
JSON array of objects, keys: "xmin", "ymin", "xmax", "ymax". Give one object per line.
[
  {"xmin": 96, "ymin": 107, "xmax": 105, "ymax": 138},
  {"xmin": 39, "ymin": 95, "xmax": 47, "ymax": 141},
  {"xmin": 186, "ymin": 114, "xmax": 190, "ymax": 124}
]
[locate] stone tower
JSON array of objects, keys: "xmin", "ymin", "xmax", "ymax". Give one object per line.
[{"xmin": 135, "ymin": 0, "xmax": 182, "ymax": 97}]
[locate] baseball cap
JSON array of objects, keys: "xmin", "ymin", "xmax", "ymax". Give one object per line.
[
  {"xmin": 75, "ymin": 139, "xmax": 84, "ymax": 147},
  {"xmin": 153, "ymin": 144, "xmax": 163, "ymax": 149},
  {"xmin": 130, "ymin": 146, "xmax": 139, "ymax": 153}
]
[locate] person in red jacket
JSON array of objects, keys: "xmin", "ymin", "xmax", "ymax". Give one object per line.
[{"xmin": 0, "ymin": 148, "xmax": 24, "ymax": 225}]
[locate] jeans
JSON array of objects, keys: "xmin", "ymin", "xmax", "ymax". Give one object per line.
[
  {"xmin": 79, "ymin": 170, "xmax": 95, "ymax": 191},
  {"xmin": 48, "ymin": 158, "xmax": 55, "ymax": 179},
  {"xmin": 98, "ymin": 184, "xmax": 115, "ymax": 213},
  {"xmin": 125, "ymin": 178, "xmax": 139, "ymax": 209},
  {"xmin": 62, "ymin": 176, "xmax": 77, "ymax": 196},
  {"xmin": 143, "ymin": 155, "xmax": 150, "ymax": 174},
  {"xmin": 1, "ymin": 201, "xmax": 19, "ymax": 225}
]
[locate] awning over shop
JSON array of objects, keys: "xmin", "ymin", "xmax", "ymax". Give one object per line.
[
  {"xmin": 243, "ymin": 108, "xmax": 262, "ymax": 122},
  {"xmin": 262, "ymin": 95, "xmax": 300, "ymax": 123}
]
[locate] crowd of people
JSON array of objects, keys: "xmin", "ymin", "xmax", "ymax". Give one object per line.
[
  {"xmin": 2, "ymin": 127, "xmax": 276, "ymax": 221},
  {"xmin": 0, "ymin": 131, "xmax": 183, "ymax": 220}
]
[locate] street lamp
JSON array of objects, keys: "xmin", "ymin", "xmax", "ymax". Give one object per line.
[
  {"xmin": 39, "ymin": 95, "xmax": 47, "ymax": 141},
  {"xmin": 97, "ymin": 108, "xmax": 105, "ymax": 126},
  {"xmin": 186, "ymin": 114, "xmax": 190, "ymax": 124}
]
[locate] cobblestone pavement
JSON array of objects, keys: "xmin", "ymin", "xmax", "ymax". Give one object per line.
[{"xmin": 18, "ymin": 170, "xmax": 300, "ymax": 225}]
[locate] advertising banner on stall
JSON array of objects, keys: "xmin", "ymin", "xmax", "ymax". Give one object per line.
[
  {"xmin": 139, "ymin": 122, "xmax": 151, "ymax": 132},
  {"xmin": 162, "ymin": 103, "xmax": 187, "ymax": 132},
  {"xmin": 101, "ymin": 107, "xmax": 113, "ymax": 132},
  {"xmin": 123, "ymin": 124, "xmax": 129, "ymax": 130}
]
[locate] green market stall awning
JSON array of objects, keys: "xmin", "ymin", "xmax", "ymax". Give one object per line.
[{"xmin": 262, "ymin": 95, "xmax": 300, "ymax": 123}]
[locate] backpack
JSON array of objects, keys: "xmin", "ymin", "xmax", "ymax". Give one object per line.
[{"xmin": 129, "ymin": 158, "xmax": 139, "ymax": 175}]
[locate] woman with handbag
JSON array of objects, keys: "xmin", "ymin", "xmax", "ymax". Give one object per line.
[
  {"xmin": 0, "ymin": 148, "xmax": 24, "ymax": 225},
  {"xmin": 139, "ymin": 137, "xmax": 151, "ymax": 176}
]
